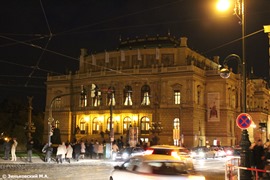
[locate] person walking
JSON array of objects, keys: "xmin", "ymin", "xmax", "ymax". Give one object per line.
[
  {"xmin": 98, "ymin": 143, "xmax": 104, "ymax": 159},
  {"xmin": 89, "ymin": 139, "xmax": 94, "ymax": 159},
  {"xmin": 56, "ymin": 142, "xmax": 67, "ymax": 164},
  {"xmin": 66, "ymin": 143, "xmax": 73, "ymax": 163},
  {"xmin": 11, "ymin": 138, "xmax": 18, "ymax": 161},
  {"xmin": 80, "ymin": 141, "xmax": 86, "ymax": 159},
  {"xmin": 74, "ymin": 141, "xmax": 81, "ymax": 161},
  {"xmin": 42, "ymin": 142, "xmax": 53, "ymax": 163},
  {"xmin": 253, "ymin": 139, "xmax": 265, "ymax": 178},
  {"xmin": 94, "ymin": 141, "xmax": 99, "ymax": 159},
  {"xmin": 3, "ymin": 138, "xmax": 11, "ymax": 160},
  {"xmin": 26, "ymin": 138, "xmax": 34, "ymax": 163}
]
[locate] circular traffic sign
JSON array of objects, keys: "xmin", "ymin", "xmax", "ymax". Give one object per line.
[{"xmin": 236, "ymin": 113, "xmax": 252, "ymax": 129}]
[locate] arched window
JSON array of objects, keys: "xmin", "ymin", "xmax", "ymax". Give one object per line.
[
  {"xmin": 123, "ymin": 116, "xmax": 132, "ymax": 134},
  {"xmin": 140, "ymin": 116, "xmax": 150, "ymax": 134},
  {"xmin": 55, "ymin": 120, "xmax": 60, "ymax": 128},
  {"xmin": 79, "ymin": 85, "xmax": 87, "ymax": 107},
  {"xmin": 107, "ymin": 86, "xmax": 116, "ymax": 106},
  {"xmin": 92, "ymin": 118, "xmax": 100, "ymax": 134},
  {"xmin": 80, "ymin": 118, "xmax": 87, "ymax": 134},
  {"xmin": 124, "ymin": 85, "xmax": 133, "ymax": 106},
  {"xmin": 107, "ymin": 117, "xmax": 114, "ymax": 131},
  {"xmin": 93, "ymin": 85, "xmax": 101, "ymax": 107},
  {"xmin": 141, "ymin": 85, "xmax": 150, "ymax": 105}
]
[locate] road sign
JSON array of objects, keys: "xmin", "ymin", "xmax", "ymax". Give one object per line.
[{"xmin": 236, "ymin": 113, "xmax": 252, "ymax": 129}]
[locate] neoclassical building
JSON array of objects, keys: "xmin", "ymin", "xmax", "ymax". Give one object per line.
[{"xmin": 44, "ymin": 35, "xmax": 270, "ymax": 148}]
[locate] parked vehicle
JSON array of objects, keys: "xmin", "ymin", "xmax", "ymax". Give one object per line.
[
  {"xmin": 114, "ymin": 147, "xmax": 145, "ymax": 161},
  {"xmin": 110, "ymin": 154, "xmax": 205, "ymax": 180}
]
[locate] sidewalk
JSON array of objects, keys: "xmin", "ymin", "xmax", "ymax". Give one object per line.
[{"xmin": 0, "ymin": 153, "xmax": 114, "ymax": 165}]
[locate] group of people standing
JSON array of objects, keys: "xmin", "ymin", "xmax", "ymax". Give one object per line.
[
  {"xmin": 42, "ymin": 139, "xmax": 108, "ymax": 163},
  {"xmin": 3, "ymin": 137, "xmax": 18, "ymax": 161},
  {"xmin": 2, "ymin": 137, "xmax": 34, "ymax": 163},
  {"xmin": 250, "ymin": 139, "xmax": 270, "ymax": 178}
]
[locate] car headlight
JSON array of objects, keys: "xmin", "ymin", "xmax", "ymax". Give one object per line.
[
  {"xmin": 198, "ymin": 152, "xmax": 205, "ymax": 157},
  {"xmin": 226, "ymin": 150, "xmax": 232, "ymax": 155},
  {"xmin": 122, "ymin": 153, "xmax": 129, "ymax": 159},
  {"xmin": 188, "ymin": 175, "xmax": 205, "ymax": 180}
]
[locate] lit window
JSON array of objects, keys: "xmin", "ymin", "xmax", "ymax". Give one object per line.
[
  {"xmin": 107, "ymin": 117, "xmax": 114, "ymax": 131},
  {"xmin": 124, "ymin": 85, "xmax": 133, "ymax": 106},
  {"xmin": 141, "ymin": 116, "xmax": 150, "ymax": 134},
  {"xmin": 141, "ymin": 85, "xmax": 151, "ymax": 105},
  {"xmin": 93, "ymin": 86, "xmax": 101, "ymax": 107},
  {"xmin": 123, "ymin": 117, "xmax": 132, "ymax": 134},
  {"xmin": 174, "ymin": 90, "xmax": 181, "ymax": 105},
  {"xmin": 108, "ymin": 86, "xmax": 116, "ymax": 106},
  {"xmin": 173, "ymin": 118, "xmax": 180, "ymax": 130},
  {"xmin": 80, "ymin": 86, "xmax": 87, "ymax": 107}
]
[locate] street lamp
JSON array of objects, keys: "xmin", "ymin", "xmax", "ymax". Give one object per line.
[
  {"xmin": 47, "ymin": 87, "xmax": 86, "ymax": 146},
  {"xmin": 220, "ymin": 54, "xmax": 251, "ymax": 179},
  {"xmin": 264, "ymin": 25, "xmax": 270, "ymax": 87}
]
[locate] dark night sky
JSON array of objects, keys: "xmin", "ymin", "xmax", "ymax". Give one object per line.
[{"xmin": 0, "ymin": 0, "xmax": 270, "ymax": 111}]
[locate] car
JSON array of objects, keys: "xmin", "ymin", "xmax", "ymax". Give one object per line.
[
  {"xmin": 145, "ymin": 145, "xmax": 193, "ymax": 169},
  {"xmin": 223, "ymin": 146, "xmax": 234, "ymax": 156},
  {"xmin": 109, "ymin": 154, "xmax": 205, "ymax": 180},
  {"xmin": 209, "ymin": 146, "xmax": 226, "ymax": 158},
  {"xmin": 145, "ymin": 145, "xmax": 190, "ymax": 157},
  {"xmin": 190, "ymin": 146, "xmax": 216, "ymax": 159},
  {"xmin": 113, "ymin": 147, "xmax": 145, "ymax": 161}
]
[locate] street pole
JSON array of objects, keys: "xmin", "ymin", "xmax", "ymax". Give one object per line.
[
  {"xmin": 239, "ymin": 1, "xmax": 253, "ymax": 179},
  {"xmin": 220, "ymin": 54, "xmax": 251, "ymax": 179},
  {"xmin": 27, "ymin": 96, "xmax": 33, "ymax": 140},
  {"xmin": 47, "ymin": 91, "xmax": 83, "ymax": 146},
  {"xmin": 264, "ymin": 25, "xmax": 270, "ymax": 87}
]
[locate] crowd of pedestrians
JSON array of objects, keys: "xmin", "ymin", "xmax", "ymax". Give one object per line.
[
  {"xmin": 41, "ymin": 138, "xmax": 118, "ymax": 164},
  {"xmin": 250, "ymin": 139, "xmax": 270, "ymax": 179}
]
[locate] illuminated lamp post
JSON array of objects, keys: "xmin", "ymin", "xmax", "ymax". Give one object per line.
[
  {"xmin": 264, "ymin": 25, "xmax": 270, "ymax": 88},
  {"xmin": 220, "ymin": 54, "xmax": 251, "ymax": 179}
]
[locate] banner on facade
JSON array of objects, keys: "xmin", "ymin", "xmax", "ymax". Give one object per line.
[{"xmin": 207, "ymin": 92, "xmax": 220, "ymax": 122}]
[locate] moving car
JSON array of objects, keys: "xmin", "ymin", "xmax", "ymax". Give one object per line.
[
  {"xmin": 113, "ymin": 147, "xmax": 145, "ymax": 161},
  {"xmin": 110, "ymin": 154, "xmax": 205, "ymax": 180},
  {"xmin": 223, "ymin": 146, "xmax": 234, "ymax": 156},
  {"xmin": 145, "ymin": 145, "xmax": 193, "ymax": 169},
  {"xmin": 209, "ymin": 146, "xmax": 226, "ymax": 158},
  {"xmin": 145, "ymin": 145, "xmax": 190, "ymax": 158},
  {"xmin": 190, "ymin": 146, "xmax": 215, "ymax": 159}
]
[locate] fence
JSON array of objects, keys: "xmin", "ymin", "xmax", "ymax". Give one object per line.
[{"xmin": 225, "ymin": 157, "xmax": 270, "ymax": 180}]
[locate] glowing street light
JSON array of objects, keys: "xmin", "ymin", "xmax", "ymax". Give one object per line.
[{"xmin": 216, "ymin": 0, "xmax": 231, "ymax": 12}]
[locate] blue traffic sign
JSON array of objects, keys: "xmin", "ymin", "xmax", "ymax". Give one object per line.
[{"xmin": 236, "ymin": 113, "xmax": 252, "ymax": 129}]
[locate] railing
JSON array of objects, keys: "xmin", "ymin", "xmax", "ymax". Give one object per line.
[{"xmin": 225, "ymin": 157, "xmax": 270, "ymax": 180}]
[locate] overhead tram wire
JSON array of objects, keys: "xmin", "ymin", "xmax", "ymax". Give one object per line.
[
  {"xmin": 203, "ymin": 28, "xmax": 264, "ymax": 54},
  {"xmin": 54, "ymin": 0, "xmax": 184, "ymax": 36},
  {"xmin": 0, "ymin": 59, "xmax": 62, "ymax": 75},
  {"xmin": 0, "ymin": 35, "xmax": 148, "ymax": 82},
  {"xmin": 24, "ymin": 0, "xmax": 54, "ymax": 87}
]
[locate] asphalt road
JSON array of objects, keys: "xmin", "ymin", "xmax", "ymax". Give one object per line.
[{"xmin": 0, "ymin": 156, "xmax": 226, "ymax": 180}]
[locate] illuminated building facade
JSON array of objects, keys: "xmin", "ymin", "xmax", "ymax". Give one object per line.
[{"xmin": 44, "ymin": 35, "xmax": 270, "ymax": 147}]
